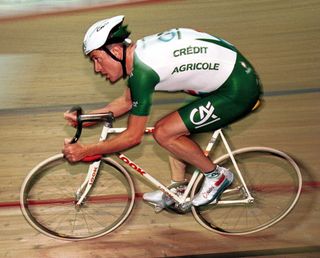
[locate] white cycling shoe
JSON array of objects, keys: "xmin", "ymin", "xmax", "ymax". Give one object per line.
[
  {"xmin": 143, "ymin": 190, "xmax": 167, "ymax": 204},
  {"xmin": 192, "ymin": 166, "xmax": 233, "ymax": 206},
  {"xmin": 143, "ymin": 184, "xmax": 187, "ymax": 213}
]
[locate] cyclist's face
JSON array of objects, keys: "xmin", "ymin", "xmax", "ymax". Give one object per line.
[{"xmin": 89, "ymin": 49, "xmax": 122, "ymax": 83}]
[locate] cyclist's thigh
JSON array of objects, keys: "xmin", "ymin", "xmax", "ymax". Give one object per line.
[
  {"xmin": 154, "ymin": 110, "xmax": 190, "ymax": 136},
  {"xmin": 177, "ymin": 93, "xmax": 246, "ymax": 133}
]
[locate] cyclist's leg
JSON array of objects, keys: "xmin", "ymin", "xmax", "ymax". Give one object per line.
[
  {"xmin": 153, "ymin": 111, "xmax": 216, "ymax": 173},
  {"xmin": 144, "ymin": 114, "xmax": 213, "ymax": 210},
  {"xmin": 152, "ymin": 104, "xmax": 234, "ymax": 207},
  {"xmin": 174, "ymin": 53, "xmax": 262, "ymax": 206}
]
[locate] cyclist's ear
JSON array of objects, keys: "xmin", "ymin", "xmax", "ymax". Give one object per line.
[{"xmin": 109, "ymin": 44, "xmax": 123, "ymax": 59}]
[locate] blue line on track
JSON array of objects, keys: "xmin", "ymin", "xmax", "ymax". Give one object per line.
[
  {"xmin": 264, "ymin": 87, "xmax": 320, "ymax": 96},
  {"xmin": 0, "ymin": 87, "xmax": 319, "ymax": 115}
]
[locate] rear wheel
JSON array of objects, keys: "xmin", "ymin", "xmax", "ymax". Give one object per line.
[{"xmin": 191, "ymin": 147, "xmax": 302, "ymax": 235}]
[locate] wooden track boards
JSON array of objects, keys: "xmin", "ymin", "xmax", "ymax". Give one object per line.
[{"xmin": 0, "ymin": 0, "xmax": 319, "ymax": 257}]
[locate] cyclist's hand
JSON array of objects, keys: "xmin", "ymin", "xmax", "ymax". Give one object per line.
[
  {"xmin": 64, "ymin": 110, "xmax": 78, "ymax": 127},
  {"xmin": 63, "ymin": 138, "xmax": 87, "ymax": 162}
]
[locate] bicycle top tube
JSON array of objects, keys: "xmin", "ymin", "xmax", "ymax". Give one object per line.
[{"xmin": 108, "ymin": 127, "xmax": 155, "ymax": 134}]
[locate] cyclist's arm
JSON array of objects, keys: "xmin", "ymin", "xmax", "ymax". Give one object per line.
[
  {"xmin": 63, "ymin": 114, "xmax": 148, "ymax": 162},
  {"xmin": 64, "ymin": 88, "xmax": 132, "ymax": 127},
  {"xmin": 85, "ymin": 114, "xmax": 148, "ymax": 156}
]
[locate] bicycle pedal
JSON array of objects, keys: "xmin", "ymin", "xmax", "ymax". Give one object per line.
[
  {"xmin": 177, "ymin": 201, "xmax": 192, "ymax": 213},
  {"xmin": 146, "ymin": 201, "xmax": 165, "ymax": 213}
]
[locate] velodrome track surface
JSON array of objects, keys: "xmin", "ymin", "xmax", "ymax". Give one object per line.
[{"xmin": 0, "ymin": 0, "xmax": 319, "ymax": 257}]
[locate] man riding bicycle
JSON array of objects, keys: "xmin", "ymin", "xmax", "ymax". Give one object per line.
[{"xmin": 63, "ymin": 15, "xmax": 262, "ymax": 208}]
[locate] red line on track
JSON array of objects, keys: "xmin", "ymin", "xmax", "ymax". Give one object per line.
[
  {"xmin": 1, "ymin": 182, "xmax": 319, "ymax": 209},
  {"xmin": 0, "ymin": 193, "xmax": 143, "ymax": 209}
]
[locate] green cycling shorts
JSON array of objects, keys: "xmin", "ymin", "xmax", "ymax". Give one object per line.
[{"xmin": 178, "ymin": 52, "xmax": 262, "ymax": 133}]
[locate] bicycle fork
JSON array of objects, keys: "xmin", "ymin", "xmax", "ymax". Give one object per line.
[
  {"xmin": 75, "ymin": 160, "xmax": 101, "ymax": 208},
  {"xmin": 74, "ymin": 121, "xmax": 111, "ymax": 208}
]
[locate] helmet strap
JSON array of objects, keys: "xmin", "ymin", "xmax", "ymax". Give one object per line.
[
  {"xmin": 121, "ymin": 44, "xmax": 128, "ymax": 79},
  {"xmin": 103, "ymin": 44, "xmax": 128, "ymax": 79}
]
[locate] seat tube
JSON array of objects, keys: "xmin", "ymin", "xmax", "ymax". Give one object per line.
[
  {"xmin": 204, "ymin": 129, "xmax": 221, "ymax": 156},
  {"xmin": 218, "ymin": 130, "xmax": 253, "ymax": 200}
]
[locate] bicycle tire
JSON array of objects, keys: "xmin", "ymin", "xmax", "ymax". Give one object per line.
[
  {"xmin": 20, "ymin": 154, "xmax": 135, "ymax": 241},
  {"xmin": 191, "ymin": 147, "xmax": 302, "ymax": 235}
]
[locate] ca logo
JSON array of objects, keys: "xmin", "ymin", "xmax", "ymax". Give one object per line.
[{"xmin": 190, "ymin": 101, "xmax": 220, "ymax": 128}]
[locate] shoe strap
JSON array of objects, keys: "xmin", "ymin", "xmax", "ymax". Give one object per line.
[{"xmin": 205, "ymin": 170, "xmax": 221, "ymax": 178}]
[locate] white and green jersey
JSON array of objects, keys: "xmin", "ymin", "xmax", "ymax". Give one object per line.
[{"xmin": 128, "ymin": 28, "xmax": 239, "ymax": 116}]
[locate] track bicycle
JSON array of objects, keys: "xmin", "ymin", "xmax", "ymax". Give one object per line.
[{"xmin": 20, "ymin": 107, "xmax": 302, "ymax": 241}]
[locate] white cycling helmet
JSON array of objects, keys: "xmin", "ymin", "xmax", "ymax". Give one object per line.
[
  {"xmin": 83, "ymin": 15, "xmax": 127, "ymax": 55},
  {"xmin": 83, "ymin": 15, "xmax": 131, "ymax": 78}
]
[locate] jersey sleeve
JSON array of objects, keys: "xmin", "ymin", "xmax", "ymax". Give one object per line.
[{"xmin": 128, "ymin": 54, "xmax": 160, "ymax": 116}]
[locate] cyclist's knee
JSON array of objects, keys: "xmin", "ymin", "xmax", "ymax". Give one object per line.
[
  {"xmin": 153, "ymin": 122, "xmax": 186, "ymax": 147},
  {"xmin": 153, "ymin": 112, "xmax": 188, "ymax": 146},
  {"xmin": 153, "ymin": 121, "xmax": 168, "ymax": 145}
]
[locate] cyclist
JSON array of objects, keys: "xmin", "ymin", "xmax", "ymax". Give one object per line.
[{"xmin": 63, "ymin": 15, "xmax": 262, "ymax": 208}]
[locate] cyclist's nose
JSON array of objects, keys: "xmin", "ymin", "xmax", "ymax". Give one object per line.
[{"xmin": 94, "ymin": 61, "xmax": 102, "ymax": 73}]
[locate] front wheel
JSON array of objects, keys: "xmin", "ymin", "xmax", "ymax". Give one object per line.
[
  {"xmin": 20, "ymin": 154, "xmax": 135, "ymax": 241},
  {"xmin": 191, "ymin": 147, "xmax": 302, "ymax": 235}
]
